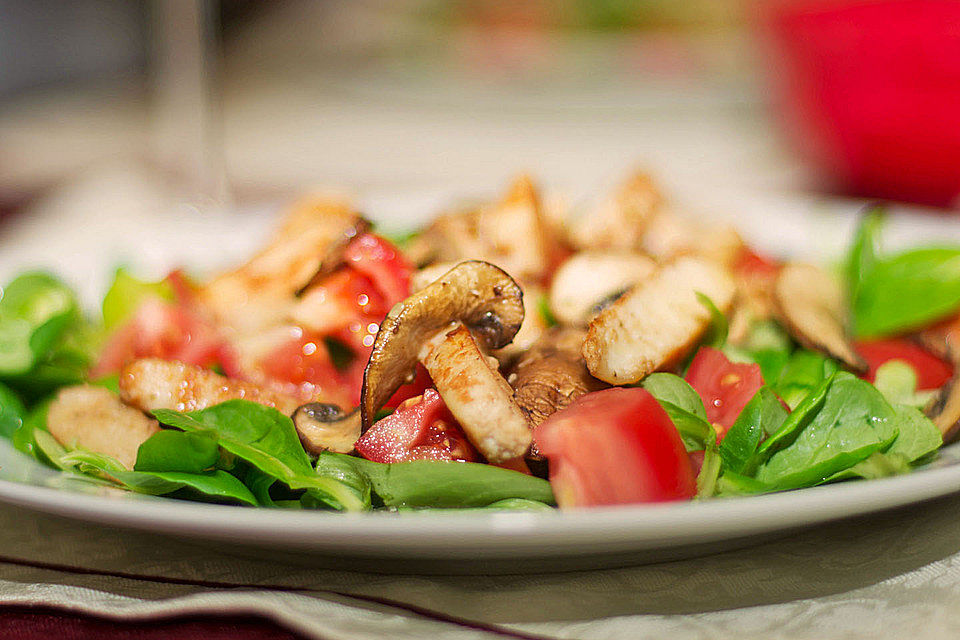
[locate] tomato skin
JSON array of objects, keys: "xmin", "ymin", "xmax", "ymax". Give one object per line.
[
  {"xmin": 685, "ymin": 347, "xmax": 765, "ymax": 440},
  {"xmin": 856, "ymin": 339, "xmax": 953, "ymax": 391},
  {"xmin": 355, "ymin": 389, "xmax": 478, "ymax": 463},
  {"xmin": 533, "ymin": 387, "xmax": 696, "ymax": 508},
  {"xmin": 91, "ymin": 298, "xmax": 227, "ymax": 378},
  {"xmin": 343, "ymin": 233, "xmax": 413, "ymax": 307},
  {"xmin": 259, "ymin": 330, "xmax": 353, "ymax": 409},
  {"xmin": 734, "ymin": 248, "xmax": 780, "ymax": 279}
]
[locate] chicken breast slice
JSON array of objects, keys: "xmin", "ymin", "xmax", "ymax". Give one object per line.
[
  {"xmin": 419, "ymin": 324, "xmax": 532, "ymax": 463},
  {"xmin": 199, "ymin": 198, "xmax": 363, "ymax": 335},
  {"xmin": 582, "ymin": 256, "xmax": 736, "ymax": 384},
  {"xmin": 119, "ymin": 358, "xmax": 301, "ymax": 416},
  {"xmin": 47, "ymin": 386, "xmax": 160, "ymax": 470}
]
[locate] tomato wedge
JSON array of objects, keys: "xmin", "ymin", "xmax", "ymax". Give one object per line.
[
  {"xmin": 856, "ymin": 339, "xmax": 953, "ymax": 390},
  {"xmin": 91, "ymin": 298, "xmax": 230, "ymax": 378},
  {"xmin": 343, "ymin": 233, "xmax": 413, "ymax": 307},
  {"xmin": 355, "ymin": 389, "xmax": 478, "ymax": 463},
  {"xmin": 533, "ymin": 387, "xmax": 696, "ymax": 508},
  {"xmin": 685, "ymin": 346, "xmax": 764, "ymax": 440}
]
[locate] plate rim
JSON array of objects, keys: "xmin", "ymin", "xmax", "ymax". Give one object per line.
[{"xmin": 0, "ymin": 448, "xmax": 958, "ymax": 558}]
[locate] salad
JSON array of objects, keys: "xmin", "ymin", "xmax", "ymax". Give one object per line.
[{"xmin": 0, "ymin": 171, "xmax": 957, "ymax": 512}]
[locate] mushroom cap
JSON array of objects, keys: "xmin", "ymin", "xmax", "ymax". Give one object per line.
[
  {"xmin": 511, "ymin": 328, "xmax": 606, "ymax": 429},
  {"xmin": 549, "ymin": 250, "xmax": 656, "ymax": 326},
  {"xmin": 360, "ymin": 260, "xmax": 525, "ymax": 430},
  {"xmin": 292, "ymin": 403, "xmax": 361, "ymax": 454}
]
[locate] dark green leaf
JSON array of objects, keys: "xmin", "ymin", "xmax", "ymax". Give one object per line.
[
  {"xmin": 855, "ymin": 248, "xmax": 960, "ymax": 338},
  {"xmin": 321, "ymin": 453, "xmax": 555, "ymax": 508},
  {"xmin": 0, "ymin": 382, "xmax": 25, "ymax": 438},
  {"xmin": 642, "ymin": 373, "xmax": 707, "ymax": 419},
  {"xmin": 845, "ymin": 206, "xmax": 883, "ymax": 323},
  {"xmin": 134, "ymin": 430, "xmax": 220, "ymax": 473},
  {"xmin": 719, "ymin": 387, "xmax": 787, "ymax": 475},
  {"xmin": 0, "ymin": 273, "xmax": 79, "ymax": 376},
  {"xmin": 696, "ymin": 292, "xmax": 728, "ymax": 348},
  {"xmin": 755, "ymin": 374, "xmax": 900, "ymax": 489},
  {"xmin": 642, "ymin": 373, "xmax": 714, "ymax": 451},
  {"xmin": 60, "ymin": 449, "xmax": 258, "ymax": 505},
  {"xmin": 153, "ymin": 401, "xmax": 364, "ymax": 511},
  {"xmin": 773, "ymin": 350, "xmax": 840, "ymax": 409},
  {"xmin": 695, "ymin": 447, "xmax": 722, "ymax": 499}
]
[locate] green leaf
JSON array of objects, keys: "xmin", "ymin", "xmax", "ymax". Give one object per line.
[
  {"xmin": 755, "ymin": 373, "xmax": 900, "ymax": 490},
  {"xmin": 0, "ymin": 273, "xmax": 79, "ymax": 376},
  {"xmin": 845, "ymin": 206, "xmax": 883, "ymax": 322},
  {"xmin": 723, "ymin": 319, "xmax": 794, "ymax": 383},
  {"xmin": 313, "ymin": 450, "xmax": 372, "ymax": 510},
  {"xmin": 884, "ymin": 405, "xmax": 942, "ymax": 462},
  {"xmin": 695, "ymin": 447, "xmax": 722, "ymax": 499},
  {"xmin": 773, "ymin": 350, "xmax": 840, "ymax": 409},
  {"xmin": 134, "ymin": 430, "xmax": 220, "ymax": 473},
  {"xmin": 873, "ymin": 360, "xmax": 936, "ymax": 409},
  {"xmin": 825, "ymin": 451, "xmax": 912, "ymax": 483},
  {"xmin": 696, "ymin": 292, "xmax": 728, "ymax": 348},
  {"xmin": 855, "ymin": 248, "xmax": 960, "ymax": 338},
  {"xmin": 537, "ymin": 294, "xmax": 558, "ymax": 328},
  {"xmin": 641, "ymin": 373, "xmax": 714, "ymax": 451},
  {"xmin": 321, "ymin": 453, "xmax": 556, "ymax": 508},
  {"xmin": 61, "ymin": 449, "xmax": 258, "ymax": 505},
  {"xmin": 642, "ymin": 373, "xmax": 707, "ymax": 419},
  {"xmin": 0, "ymin": 382, "xmax": 25, "ymax": 439},
  {"xmin": 715, "ymin": 471, "xmax": 771, "ymax": 496},
  {"xmin": 153, "ymin": 401, "xmax": 364, "ymax": 511},
  {"xmin": 719, "ymin": 388, "xmax": 788, "ymax": 475},
  {"xmin": 101, "ymin": 268, "xmax": 174, "ymax": 331}
]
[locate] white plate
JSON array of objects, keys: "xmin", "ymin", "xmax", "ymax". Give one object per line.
[{"xmin": 2, "ymin": 177, "xmax": 960, "ymax": 573}]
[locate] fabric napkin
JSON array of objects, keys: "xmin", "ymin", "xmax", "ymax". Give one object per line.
[{"xmin": 0, "ymin": 490, "xmax": 959, "ymax": 639}]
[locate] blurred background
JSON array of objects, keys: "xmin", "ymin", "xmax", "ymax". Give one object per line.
[{"xmin": 0, "ymin": 0, "xmax": 958, "ymax": 239}]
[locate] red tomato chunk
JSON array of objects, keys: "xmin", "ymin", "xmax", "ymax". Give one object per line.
[
  {"xmin": 685, "ymin": 346, "xmax": 764, "ymax": 441},
  {"xmin": 856, "ymin": 339, "xmax": 953, "ymax": 391},
  {"xmin": 533, "ymin": 387, "xmax": 696, "ymax": 508},
  {"xmin": 355, "ymin": 389, "xmax": 478, "ymax": 463}
]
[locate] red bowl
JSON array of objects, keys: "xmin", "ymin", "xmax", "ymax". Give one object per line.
[{"xmin": 760, "ymin": 0, "xmax": 960, "ymax": 207}]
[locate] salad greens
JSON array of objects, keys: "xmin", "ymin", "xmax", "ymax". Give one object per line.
[
  {"xmin": 847, "ymin": 209, "xmax": 960, "ymax": 338},
  {"xmin": 1, "ymin": 202, "xmax": 958, "ymax": 513}
]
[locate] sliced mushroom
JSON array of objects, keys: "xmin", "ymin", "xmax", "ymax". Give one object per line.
[
  {"xmin": 510, "ymin": 327, "xmax": 606, "ymax": 432},
  {"xmin": 773, "ymin": 262, "xmax": 867, "ymax": 372},
  {"xmin": 420, "ymin": 324, "xmax": 532, "ymax": 462},
  {"xmin": 493, "ymin": 278, "xmax": 548, "ymax": 362},
  {"xmin": 47, "ymin": 385, "xmax": 160, "ymax": 470},
  {"xmin": 119, "ymin": 358, "xmax": 302, "ymax": 415},
  {"xmin": 925, "ymin": 376, "xmax": 960, "ymax": 441},
  {"xmin": 548, "ymin": 251, "xmax": 656, "ymax": 326},
  {"xmin": 292, "ymin": 404, "xmax": 361, "ymax": 454},
  {"xmin": 582, "ymin": 256, "xmax": 736, "ymax": 384},
  {"xmin": 410, "ymin": 262, "xmax": 459, "ymax": 293},
  {"xmin": 360, "ymin": 260, "xmax": 530, "ymax": 462}
]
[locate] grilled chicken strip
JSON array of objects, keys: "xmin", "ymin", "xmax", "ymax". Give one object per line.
[
  {"xmin": 583, "ymin": 256, "xmax": 736, "ymax": 384},
  {"xmin": 119, "ymin": 358, "xmax": 301, "ymax": 415},
  {"xmin": 47, "ymin": 386, "xmax": 160, "ymax": 470},
  {"xmin": 420, "ymin": 324, "xmax": 532, "ymax": 462}
]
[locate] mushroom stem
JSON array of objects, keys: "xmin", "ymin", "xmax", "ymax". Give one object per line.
[{"xmin": 419, "ymin": 324, "xmax": 532, "ymax": 463}]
